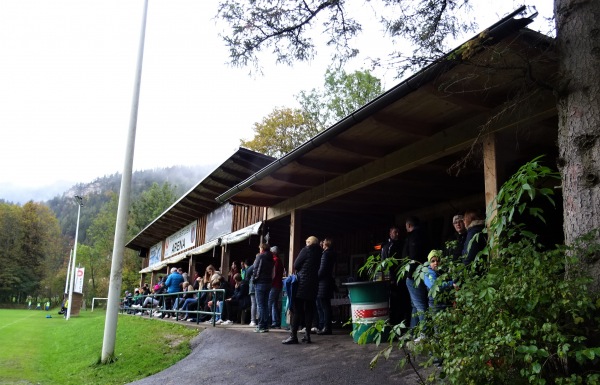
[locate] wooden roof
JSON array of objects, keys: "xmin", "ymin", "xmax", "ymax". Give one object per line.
[
  {"xmin": 216, "ymin": 16, "xmax": 559, "ymax": 235},
  {"xmin": 126, "ymin": 148, "xmax": 274, "ymax": 251}
]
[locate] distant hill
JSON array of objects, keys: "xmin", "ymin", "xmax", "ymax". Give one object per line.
[{"xmin": 46, "ymin": 165, "xmax": 214, "ymax": 243}]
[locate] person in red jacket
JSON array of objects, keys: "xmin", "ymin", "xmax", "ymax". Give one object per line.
[{"xmin": 269, "ymin": 246, "xmax": 285, "ymax": 328}]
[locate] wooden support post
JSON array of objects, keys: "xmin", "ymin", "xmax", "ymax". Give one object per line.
[
  {"xmin": 483, "ymin": 133, "xmax": 499, "ymax": 224},
  {"xmin": 288, "ymin": 210, "xmax": 303, "ymax": 274},
  {"xmin": 221, "ymin": 246, "xmax": 231, "ymax": 279},
  {"xmin": 187, "ymin": 258, "xmax": 193, "ymax": 285}
]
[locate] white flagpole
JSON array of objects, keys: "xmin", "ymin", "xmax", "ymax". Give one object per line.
[
  {"xmin": 66, "ymin": 196, "xmax": 83, "ymax": 320},
  {"xmin": 64, "ymin": 249, "xmax": 73, "ymax": 295},
  {"xmin": 102, "ymin": 0, "xmax": 148, "ymax": 363}
]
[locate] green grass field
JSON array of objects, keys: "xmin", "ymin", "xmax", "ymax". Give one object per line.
[{"xmin": 0, "ymin": 308, "xmax": 199, "ymax": 385}]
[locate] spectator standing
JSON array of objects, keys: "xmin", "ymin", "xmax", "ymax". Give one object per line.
[
  {"xmin": 423, "ymin": 250, "xmax": 455, "ymax": 313},
  {"xmin": 282, "ymin": 236, "xmax": 321, "ymax": 345},
  {"xmin": 269, "ymin": 246, "xmax": 285, "ymax": 328},
  {"xmin": 163, "ymin": 267, "xmax": 184, "ymax": 319},
  {"xmin": 316, "ymin": 238, "xmax": 336, "ymax": 335},
  {"xmin": 240, "ymin": 260, "xmax": 248, "ymax": 281},
  {"xmin": 446, "ymin": 214, "xmax": 467, "ymax": 261},
  {"xmin": 462, "ymin": 209, "xmax": 487, "ymax": 266},
  {"xmin": 244, "ymin": 258, "xmax": 257, "ymax": 326},
  {"xmin": 178, "ymin": 268, "xmax": 189, "ymax": 286},
  {"xmin": 253, "ymin": 243, "xmax": 273, "ymax": 333},
  {"xmin": 228, "ymin": 261, "xmax": 239, "ymax": 289},
  {"xmin": 403, "ymin": 216, "xmax": 429, "ymax": 334},
  {"xmin": 381, "ymin": 226, "xmax": 411, "ymax": 326}
]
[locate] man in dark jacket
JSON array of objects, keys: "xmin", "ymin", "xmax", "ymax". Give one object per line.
[
  {"xmin": 253, "ymin": 243, "xmax": 273, "ymax": 332},
  {"xmin": 381, "ymin": 226, "xmax": 410, "ymax": 325},
  {"xmin": 446, "ymin": 214, "xmax": 467, "ymax": 261},
  {"xmin": 316, "ymin": 237, "xmax": 337, "ymax": 335},
  {"xmin": 283, "ymin": 236, "xmax": 321, "ymax": 345},
  {"xmin": 462, "ymin": 209, "xmax": 487, "ymax": 266}
]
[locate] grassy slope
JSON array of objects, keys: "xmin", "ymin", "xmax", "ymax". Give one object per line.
[{"xmin": 0, "ymin": 309, "xmax": 198, "ymax": 385}]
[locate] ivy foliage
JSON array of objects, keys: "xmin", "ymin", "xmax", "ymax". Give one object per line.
[{"xmin": 364, "ymin": 157, "xmax": 600, "ymax": 384}]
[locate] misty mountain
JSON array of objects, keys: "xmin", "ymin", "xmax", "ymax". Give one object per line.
[{"xmin": 45, "ymin": 165, "xmax": 215, "ymax": 243}]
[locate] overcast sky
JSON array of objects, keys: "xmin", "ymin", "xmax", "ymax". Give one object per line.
[{"xmin": 0, "ymin": 1, "xmax": 553, "ymax": 203}]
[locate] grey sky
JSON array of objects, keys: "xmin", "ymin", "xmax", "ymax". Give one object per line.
[{"xmin": 0, "ymin": 1, "xmax": 553, "ymax": 203}]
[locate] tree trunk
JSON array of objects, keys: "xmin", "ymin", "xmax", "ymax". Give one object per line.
[{"xmin": 555, "ymin": 0, "xmax": 600, "ymax": 291}]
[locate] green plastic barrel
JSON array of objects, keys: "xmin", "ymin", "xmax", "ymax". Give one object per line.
[{"xmin": 343, "ymin": 281, "xmax": 389, "ymax": 343}]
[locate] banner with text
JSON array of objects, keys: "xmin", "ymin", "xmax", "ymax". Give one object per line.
[
  {"xmin": 74, "ymin": 267, "xmax": 85, "ymax": 293},
  {"xmin": 164, "ymin": 221, "xmax": 197, "ymax": 259},
  {"xmin": 149, "ymin": 241, "xmax": 163, "ymax": 267}
]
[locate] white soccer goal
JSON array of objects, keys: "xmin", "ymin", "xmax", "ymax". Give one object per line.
[{"xmin": 91, "ymin": 297, "xmax": 108, "ymax": 312}]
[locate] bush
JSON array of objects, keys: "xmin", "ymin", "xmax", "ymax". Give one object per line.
[{"xmin": 367, "ymin": 157, "xmax": 600, "ymax": 384}]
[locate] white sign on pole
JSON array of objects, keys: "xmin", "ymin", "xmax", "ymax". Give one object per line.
[{"xmin": 74, "ymin": 267, "xmax": 85, "ymax": 293}]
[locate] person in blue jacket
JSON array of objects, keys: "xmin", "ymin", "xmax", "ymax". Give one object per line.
[
  {"xmin": 423, "ymin": 250, "xmax": 456, "ymax": 313},
  {"xmin": 163, "ymin": 267, "xmax": 184, "ymax": 318}
]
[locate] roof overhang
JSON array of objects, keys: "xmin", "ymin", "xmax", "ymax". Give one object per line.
[
  {"xmin": 215, "ymin": 9, "xmax": 558, "ymax": 227},
  {"xmin": 126, "ymin": 148, "xmax": 274, "ymax": 251}
]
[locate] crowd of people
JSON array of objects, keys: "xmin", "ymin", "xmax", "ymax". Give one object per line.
[
  {"xmin": 120, "ymin": 237, "xmax": 339, "ymax": 343},
  {"xmin": 381, "ymin": 210, "xmax": 487, "ymax": 342},
  {"xmin": 121, "ymin": 210, "xmax": 485, "ymax": 347}
]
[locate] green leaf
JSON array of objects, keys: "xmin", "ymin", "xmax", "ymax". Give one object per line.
[{"xmin": 582, "ymin": 349, "xmax": 596, "ymax": 360}]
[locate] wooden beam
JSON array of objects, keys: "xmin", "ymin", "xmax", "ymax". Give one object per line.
[
  {"xmin": 288, "ymin": 210, "xmax": 302, "ymax": 274},
  {"xmin": 372, "ymin": 112, "xmax": 438, "ymax": 137},
  {"xmin": 267, "ymin": 100, "xmax": 556, "ymax": 221},
  {"xmin": 221, "ymin": 246, "xmax": 230, "ymax": 283},
  {"xmin": 206, "ymin": 175, "xmax": 232, "ymax": 187},
  {"xmin": 483, "ymin": 133, "xmax": 498, "ymax": 224},
  {"xmin": 327, "ymin": 138, "xmax": 381, "ymax": 159},
  {"xmin": 220, "ymin": 165, "xmax": 255, "ymax": 180},
  {"xmin": 270, "ymin": 172, "xmax": 319, "ymax": 187},
  {"xmin": 422, "ymin": 83, "xmax": 495, "ymax": 111},
  {"xmin": 294, "ymin": 158, "xmax": 352, "ymax": 174}
]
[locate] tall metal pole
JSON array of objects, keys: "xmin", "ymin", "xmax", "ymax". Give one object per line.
[
  {"xmin": 102, "ymin": 0, "xmax": 148, "ymax": 363},
  {"xmin": 66, "ymin": 196, "xmax": 83, "ymax": 320},
  {"xmin": 64, "ymin": 249, "xmax": 73, "ymax": 295}
]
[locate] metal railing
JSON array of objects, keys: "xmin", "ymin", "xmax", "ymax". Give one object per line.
[{"xmin": 120, "ymin": 288, "xmax": 225, "ymax": 326}]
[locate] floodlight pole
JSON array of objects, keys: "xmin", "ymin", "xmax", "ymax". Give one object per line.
[
  {"xmin": 66, "ymin": 196, "xmax": 83, "ymax": 320},
  {"xmin": 102, "ymin": 0, "xmax": 148, "ymax": 363},
  {"xmin": 64, "ymin": 249, "xmax": 73, "ymax": 295}
]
